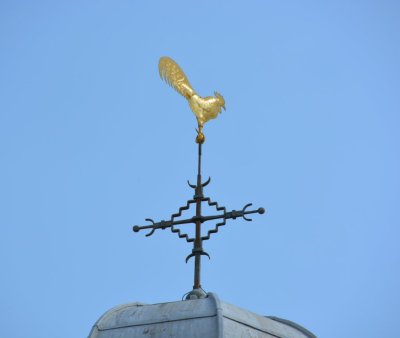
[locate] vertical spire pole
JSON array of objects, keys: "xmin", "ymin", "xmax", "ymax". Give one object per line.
[{"xmin": 193, "ymin": 142, "xmax": 203, "ymax": 290}]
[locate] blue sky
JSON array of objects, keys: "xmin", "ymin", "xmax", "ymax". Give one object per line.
[{"xmin": 1, "ymin": 1, "xmax": 399, "ymax": 337}]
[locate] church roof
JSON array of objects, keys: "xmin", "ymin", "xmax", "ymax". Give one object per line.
[{"xmin": 88, "ymin": 293, "xmax": 315, "ymax": 338}]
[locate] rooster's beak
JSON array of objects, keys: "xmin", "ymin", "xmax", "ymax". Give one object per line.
[{"xmin": 223, "ymin": 105, "xmax": 226, "ymax": 111}]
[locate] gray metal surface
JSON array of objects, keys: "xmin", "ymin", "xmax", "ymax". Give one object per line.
[{"xmin": 88, "ymin": 293, "xmax": 315, "ymax": 338}]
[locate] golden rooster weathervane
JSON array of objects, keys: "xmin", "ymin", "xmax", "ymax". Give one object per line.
[
  {"xmin": 133, "ymin": 57, "xmax": 264, "ymax": 300},
  {"xmin": 158, "ymin": 57, "xmax": 226, "ymax": 144}
]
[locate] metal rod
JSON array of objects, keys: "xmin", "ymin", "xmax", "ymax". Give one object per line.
[
  {"xmin": 193, "ymin": 142, "xmax": 202, "ymax": 290},
  {"xmin": 198, "ymin": 141, "xmax": 202, "ymax": 177},
  {"xmin": 133, "ymin": 206, "xmax": 264, "ymax": 233}
]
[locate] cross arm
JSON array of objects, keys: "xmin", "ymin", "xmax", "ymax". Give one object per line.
[{"xmin": 132, "ymin": 203, "xmax": 265, "ymax": 238}]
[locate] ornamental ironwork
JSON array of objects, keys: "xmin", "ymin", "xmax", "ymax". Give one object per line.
[{"xmin": 132, "ymin": 57, "xmax": 265, "ymax": 299}]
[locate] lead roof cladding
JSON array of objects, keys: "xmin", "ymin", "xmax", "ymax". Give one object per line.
[{"xmin": 88, "ymin": 293, "xmax": 316, "ymax": 338}]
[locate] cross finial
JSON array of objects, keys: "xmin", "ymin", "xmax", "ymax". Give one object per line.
[{"xmin": 133, "ymin": 141, "xmax": 264, "ymax": 299}]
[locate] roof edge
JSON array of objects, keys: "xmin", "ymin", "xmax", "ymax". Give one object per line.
[
  {"xmin": 267, "ymin": 316, "xmax": 317, "ymax": 338},
  {"xmin": 208, "ymin": 293, "xmax": 224, "ymax": 337}
]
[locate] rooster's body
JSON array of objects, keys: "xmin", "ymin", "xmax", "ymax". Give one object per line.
[{"xmin": 158, "ymin": 57, "xmax": 226, "ymax": 143}]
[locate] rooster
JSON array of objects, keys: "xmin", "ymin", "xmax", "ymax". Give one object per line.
[{"xmin": 158, "ymin": 57, "xmax": 226, "ymax": 143}]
